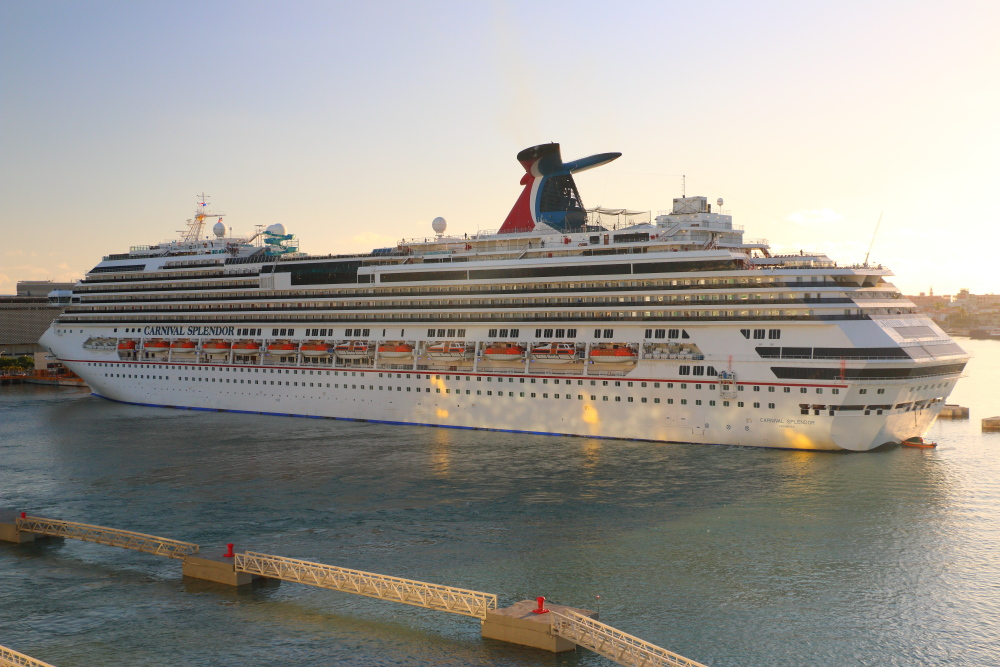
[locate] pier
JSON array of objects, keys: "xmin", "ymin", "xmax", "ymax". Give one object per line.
[
  {"xmin": 939, "ymin": 404, "xmax": 970, "ymax": 419},
  {"xmin": 983, "ymin": 416, "xmax": 1000, "ymax": 432},
  {"xmin": 0, "ymin": 645, "xmax": 56, "ymax": 667},
  {"xmin": 1, "ymin": 510, "xmax": 709, "ymax": 665}
]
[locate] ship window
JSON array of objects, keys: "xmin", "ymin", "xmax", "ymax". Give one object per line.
[
  {"xmin": 489, "ymin": 329, "xmax": 498, "ymax": 337},
  {"xmin": 544, "ymin": 328, "xmax": 554, "ymax": 337},
  {"xmin": 645, "ymin": 329, "xmax": 653, "ymax": 339},
  {"xmin": 769, "ymin": 403, "xmax": 776, "ymax": 409},
  {"xmin": 816, "ymin": 388, "xmax": 823, "ymax": 394},
  {"xmin": 740, "ymin": 329, "xmax": 750, "ymax": 339},
  {"xmin": 753, "ymin": 329, "xmax": 765, "ymax": 339},
  {"xmin": 800, "ymin": 387, "xmax": 807, "ymax": 393},
  {"xmin": 668, "ymin": 329, "xmax": 679, "ymax": 339},
  {"xmin": 768, "ymin": 329, "xmax": 781, "ymax": 339},
  {"xmin": 427, "ymin": 329, "xmax": 435, "ymax": 337},
  {"xmin": 832, "ymin": 388, "xmax": 840, "ymax": 394},
  {"xmin": 499, "ymin": 328, "xmax": 508, "ymax": 337},
  {"xmin": 655, "ymin": 329, "xmax": 666, "ymax": 339},
  {"xmin": 678, "ymin": 366, "xmax": 690, "ymax": 375},
  {"xmin": 511, "ymin": 328, "xmax": 520, "ymax": 337},
  {"xmin": 555, "ymin": 329, "xmax": 565, "ymax": 337},
  {"xmin": 320, "ymin": 329, "xmax": 328, "ymax": 337},
  {"xmin": 693, "ymin": 366, "xmax": 705, "ymax": 376},
  {"xmin": 604, "ymin": 329, "xmax": 614, "ymax": 338},
  {"xmin": 437, "ymin": 328, "xmax": 446, "ymax": 337},
  {"xmin": 447, "ymin": 329, "xmax": 456, "ymax": 337},
  {"xmin": 860, "ymin": 388, "xmax": 867, "ymax": 394},
  {"xmin": 594, "ymin": 329, "xmax": 601, "ymax": 338}
]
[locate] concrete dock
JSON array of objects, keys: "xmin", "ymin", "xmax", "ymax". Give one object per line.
[
  {"xmin": 939, "ymin": 404, "xmax": 970, "ymax": 419},
  {"xmin": 983, "ymin": 416, "xmax": 1000, "ymax": 432}
]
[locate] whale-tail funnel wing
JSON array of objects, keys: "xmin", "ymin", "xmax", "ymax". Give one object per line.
[{"xmin": 499, "ymin": 143, "xmax": 621, "ymax": 234}]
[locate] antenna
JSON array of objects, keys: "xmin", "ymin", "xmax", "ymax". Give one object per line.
[
  {"xmin": 682, "ymin": 175, "xmax": 686, "ymax": 198},
  {"xmin": 863, "ymin": 212, "xmax": 883, "ymax": 267}
]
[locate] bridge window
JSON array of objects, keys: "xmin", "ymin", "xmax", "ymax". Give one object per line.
[
  {"xmin": 753, "ymin": 329, "xmax": 766, "ymax": 339},
  {"xmin": 768, "ymin": 329, "xmax": 781, "ymax": 339}
]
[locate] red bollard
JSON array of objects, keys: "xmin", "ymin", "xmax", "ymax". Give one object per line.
[
  {"xmin": 20, "ymin": 512, "xmax": 26, "ymax": 519},
  {"xmin": 223, "ymin": 543, "xmax": 234, "ymax": 558},
  {"xmin": 532, "ymin": 596, "xmax": 549, "ymax": 614}
]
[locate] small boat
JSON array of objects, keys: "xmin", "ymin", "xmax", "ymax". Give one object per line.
[
  {"xmin": 143, "ymin": 340, "xmax": 170, "ymax": 356},
  {"xmin": 266, "ymin": 341, "xmax": 295, "ymax": 354},
  {"xmin": 300, "ymin": 341, "xmax": 334, "ymax": 357},
  {"xmin": 590, "ymin": 346, "xmax": 638, "ymax": 363},
  {"xmin": 903, "ymin": 437, "xmax": 937, "ymax": 449},
  {"xmin": 170, "ymin": 340, "xmax": 198, "ymax": 356},
  {"xmin": 233, "ymin": 340, "xmax": 262, "ymax": 352},
  {"xmin": 483, "ymin": 344, "xmax": 525, "ymax": 361},
  {"xmin": 531, "ymin": 342, "xmax": 578, "ymax": 363},
  {"xmin": 202, "ymin": 340, "xmax": 232, "ymax": 358},
  {"xmin": 378, "ymin": 343, "xmax": 413, "ymax": 358},
  {"xmin": 426, "ymin": 341, "xmax": 468, "ymax": 361},
  {"xmin": 335, "ymin": 341, "xmax": 371, "ymax": 359},
  {"xmin": 117, "ymin": 340, "xmax": 137, "ymax": 351}
]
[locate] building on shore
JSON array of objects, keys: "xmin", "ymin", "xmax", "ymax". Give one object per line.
[
  {"xmin": 0, "ymin": 281, "xmax": 77, "ymax": 356},
  {"xmin": 905, "ymin": 288, "xmax": 1000, "ymax": 332}
]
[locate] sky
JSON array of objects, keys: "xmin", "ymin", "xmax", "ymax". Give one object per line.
[{"xmin": 2, "ymin": 0, "xmax": 998, "ymax": 296}]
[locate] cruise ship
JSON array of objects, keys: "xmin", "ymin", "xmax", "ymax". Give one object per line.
[{"xmin": 40, "ymin": 143, "xmax": 969, "ymax": 451}]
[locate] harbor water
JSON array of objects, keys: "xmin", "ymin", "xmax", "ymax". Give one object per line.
[{"xmin": 1, "ymin": 339, "xmax": 998, "ymax": 666}]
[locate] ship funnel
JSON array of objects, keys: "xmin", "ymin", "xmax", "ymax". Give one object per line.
[{"xmin": 498, "ymin": 143, "xmax": 621, "ymax": 234}]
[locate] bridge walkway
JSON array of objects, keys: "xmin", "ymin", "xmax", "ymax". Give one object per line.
[
  {"xmin": 0, "ymin": 644, "xmax": 57, "ymax": 667},
  {"xmin": 235, "ymin": 551, "xmax": 497, "ymax": 619},
  {"xmin": 550, "ymin": 609, "xmax": 709, "ymax": 667},
  {"xmin": 15, "ymin": 515, "xmax": 199, "ymax": 560}
]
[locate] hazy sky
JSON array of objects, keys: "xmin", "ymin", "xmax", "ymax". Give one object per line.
[{"xmin": 2, "ymin": 1, "xmax": 998, "ymax": 295}]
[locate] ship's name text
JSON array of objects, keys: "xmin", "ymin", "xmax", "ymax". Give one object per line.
[{"xmin": 142, "ymin": 326, "xmax": 236, "ymax": 336}]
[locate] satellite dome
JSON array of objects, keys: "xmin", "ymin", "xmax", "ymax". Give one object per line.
[
  {"xmin": 432, "ymin": 217, "xmax": 447, "ymax": 234},
  {"xmin": 212, "ymin": 221, "xmax": 226, "ymax": 237},
  {"xmin": 266, "ymin": 223, "xmax": 286, "ymax": 236},
  {"xmin": 717, "ymin": 198, "xmax": 724, "ymax": 207}
]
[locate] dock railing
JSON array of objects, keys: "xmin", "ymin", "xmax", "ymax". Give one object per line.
[
  {"xmin": 235, "ymin": 551, "xmax": 497, "ymax": 619},
  {"xmin": 0, "ymin": 644, "xmax": 57, "ymax": 667},
  {"xmin": 550, "ymin": 609, "xmax": 709, "ymax": 667},
  {"xmin": 15, "ymin": 516, "xmax": 199, "ymax": 560}
]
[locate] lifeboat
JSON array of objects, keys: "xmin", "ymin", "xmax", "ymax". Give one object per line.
[
  {"xmin": 426, "ymin": 342, "xmax": 468, "ymax": 361},
  {"xmin": 335, "ymin": 341, "xmax": 371, "ymax": 359},
  {"xmin": 903, "ymin": 437, "xmax": 937, "ymax": 449},
  {"xmin": 266, "ymin": 341, "xmax": 295, "ymax": 354},
  {"xmin": 531, "ymin": 342, "xmax": 579, "ymax": 363},
  {"xmin": 377, "ymin": 343, "xmax": 413, "ymax": 358},
  {"xmin": 483, "ymin": 344, "xmax": 525, "ymax": 361},
  {"xmin": 233, "ymin": 340, "xmax": 262, "ymax": 352},
  {"xmin": 590, "ymin": 346, "xmax": 638, "ymax": 363},
  {"xmin": 170, "ymin": 340, "xmax": 198, "ymax": 356},
  {"xmin": 143, "ymin": 340, "xmax": 170, "ymax": 356},
  {"xmin": 117, "ymin": 340, "xmax": 137, "ymax": 350},
  {"xmin": 300, "ymin": 341, "xmax": 334, "ymax": 357},
  {"xmin": 202, "ymin": 340, "xmax": 232, "ymax": 358}
]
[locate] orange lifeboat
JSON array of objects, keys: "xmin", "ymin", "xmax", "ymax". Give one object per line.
[
  {"xmin": 335, "ymin": 341, "xmax": 371, "ymax": 359},
  {"xmin": 426, "ymin": 342, "xmax": 468, "ymax": 361},
  {"xmin": 300, "ymin": 341, "xmax": 333, "ymax": 357},
  {"xmin": 170, "ymin": 340, "xmax": 198, "ymax": 356},
  {"xmin": 202, "ymin": 340, "xmax": 232, "ymax": 358},
  {"xmin": 531, "ymin": 342, "xmax": 578, "ymax": 363},
  {"xmin": 117, "ymin": 340, "xmax": 137, "ymax": 350},
  {"xmin": 377, "ymin": 343, "xmax": 413, "ymax": 358},
  {"xmin": 266, "ymin": 341, "xmax": 295, "ymax": 354},
  {"xmin": 589, "ymin": 346, "xmax": 638, "ymax": 363},
  {"xmin": 143, "ymin": 339, "xmax": 169, "ymax": 358},
  {"xmin": 233, "ymin": 340, "xmax": 262, "ymax": 352},
  {"xmin": 483, "ymin": 344, "xmax": 525, "ymax": 361}
]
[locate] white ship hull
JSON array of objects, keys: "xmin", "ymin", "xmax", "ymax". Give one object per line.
[{"xmin": 42, "ymin": 325, "xmax": 960, "ymax": 452}]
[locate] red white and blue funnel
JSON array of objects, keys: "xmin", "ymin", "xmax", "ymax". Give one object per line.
[{"xmin": 498, "ymin": 143, "xmax": 621, "ymax": 234}]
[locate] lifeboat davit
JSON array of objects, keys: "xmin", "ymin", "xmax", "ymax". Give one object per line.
[
  {"xmin": 202, "ymin": 340, "xmax": 232, "ymax": 357},
  {"xmin": 483, "ymin": 344, "xmax": 525, "ymax": 361},
  {"xmin": 590, "ymin": 346, "xmax": 638, "ymax": 363},
  {"xmin": 531, "ymin": 342, "xmax": 579, "ymax": 363},
  {"xmin": 426, "ymin": 342, "xmax": 468, "ymax": 361},
  {"xmin": 170, "ymin": 340, "xmax": 198, "ymax": 356},
  {"xmin": 378, "ymin": 343, "xmax": 413, "ymax": 358},
  {"xmin": 335, "ymin": 341, "xmax": 371, "ymax": 359},
  {"xmin": 300, "ymin": 341, "xmax": 333, "ymax": 357}
]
